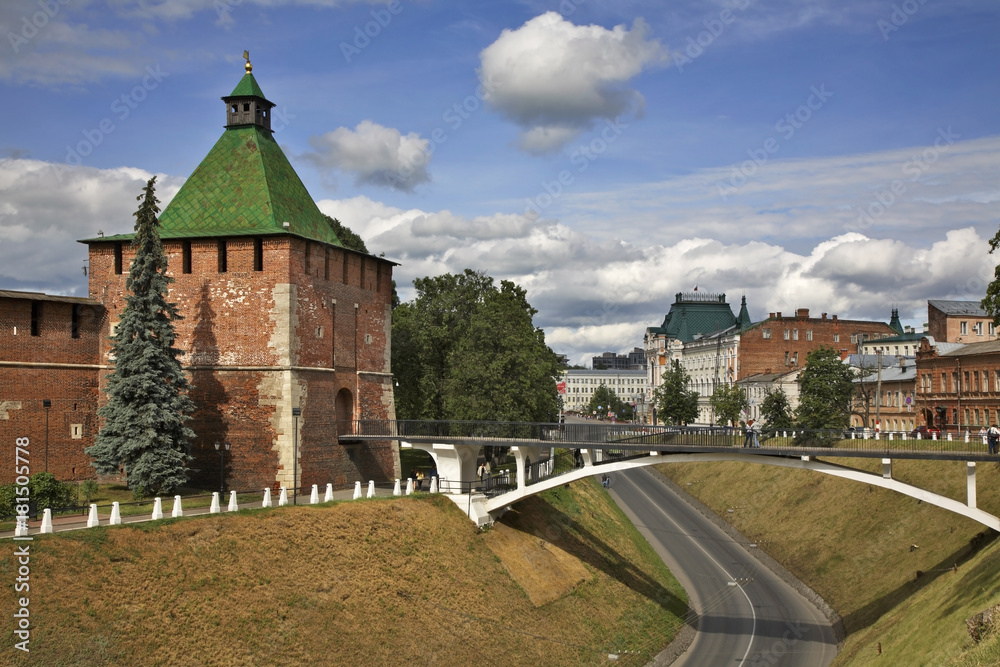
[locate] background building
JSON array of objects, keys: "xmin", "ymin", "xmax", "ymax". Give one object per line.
[
  {"xmin": 560, "ymin": 368, "xmax": 646, "ymax": 416},
  {"xmin": 927, "ymin": 300, "xmax": 998, "ymax": 344}
]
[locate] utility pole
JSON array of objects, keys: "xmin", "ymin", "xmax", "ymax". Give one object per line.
[{"xmin": 876, "ymin": 349, "xmax": 882, "ymax": 433}]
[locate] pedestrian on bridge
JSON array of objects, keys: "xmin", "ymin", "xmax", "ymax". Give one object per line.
[{"xmin": 988, "ymin": 424, "xmax": 999, "ymax": 455}]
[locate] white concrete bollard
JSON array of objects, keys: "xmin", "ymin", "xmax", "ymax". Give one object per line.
[
  {"xmin": 430, "ymin": 476, "xmax": 438, "ymax": 494},
  {"xmin": 172, "ymin": 495, "xmax": 184, "ymax": 518},
  {"xmin": 110, "ymin": 502, "xmax": 122, "ymax": 525},
  {"xmin": 875, "ymin": 431, "xmax": 880, "ymax": 440},
  {"xmin": 782, "ymin": 431, "xmax": 787, "ymax": 438},
  {"xmin": 228, "ymin": 490, "xmax": 239, "ymax": 512},
  {"xmin": 851, "ymin": 431, "xmax": 856, "ymax": 439},
  {"xmin": 405, "ymin": 478, "xmax": 414, "ymax": 496},
  {"xmin": 310, "ymin": 484, "xmax": 319, "ymax": 504},
  {"xmin": 324, "ymin": 483, "xmax": 334, "ymax": 502},
  {"xmin": 40, "ymin": 508, "xmax": 53, "ymax": 534},
  {"xmin": 210, "ymin": 492, "xmax": 221, "ymax": 514},
  {"xmin": 948, "ymin": 433, "xmax": 953, "ymax": 441},
  {"xmin": 393, "ymin": 479, "xmax": 401, "ymax": 496},
  {"xmin": 917, "ymin": 432, "xmax": 922, "ymax": 440},
  {"xmin": 262, "ymin": 488, "xmax": 272, "ymax": 508},
  {"xmin": 965, "ymin": 430, "xmax": 971, "ymax": 443},
  {"xmin": 152, "ymin": 497, "xmax": 163, "ymax": 520},
  {"xmin": 353, "ymin": 481, "xmax": 362, "ymax": 500},
  {"xmin": 278, "ymin": 487, "xmax": 288, "ymax": 506},
  {"xmin": 888, "ymin": 432, "xmax": 894, "ymax": 441},
  {"xmin": 932, "ymin": 431, "xmax": 937, "ymax": 440},
  {"xmin": 367, "ymin": 480, "xmax": 375, "ymax": 498},
  {"xmin": 14, "ymin": 518, "xmax": 28, "ymax": 537},
  {"xmin": 87, "ymin": 503, "xmax": 99, "ymax": 528}
]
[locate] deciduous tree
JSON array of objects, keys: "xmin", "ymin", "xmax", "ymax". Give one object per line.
[
  {"xmin": 86, "ymin": 177, "xmax": 195, "ymax": 495},
  {"xmin": 653, "ymin": 360, "xmax": 699, "ymax": 425},
  {"xmin": 796, "ymin": 346, "xmax": 856, "ymax": 431},
  {"xmin": 760, "ymin": 388, "xmax": 795, "ymax": 429},
  {"xmin": 709, "ymin": 383, "xmax": 748, "ymax": 427}
]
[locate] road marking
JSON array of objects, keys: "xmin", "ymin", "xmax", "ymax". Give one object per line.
[{"xmin": 616, "ymin": 469, "xmax": 758, "ymax": 667}]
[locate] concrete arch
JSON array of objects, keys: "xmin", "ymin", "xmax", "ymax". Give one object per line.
[{"xmin": 484, "ymin": 452, "xmax": 1000, "ymax": 532}]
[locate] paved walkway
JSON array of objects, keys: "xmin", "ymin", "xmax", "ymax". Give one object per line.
[{"xmin": 2, "ymin": 485, "xmax": 405, "ymax": 539}]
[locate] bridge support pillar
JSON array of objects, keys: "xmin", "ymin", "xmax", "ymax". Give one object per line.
[
  {"xmin": 580, "ymin": 449, "xmax": 594, "ymax": 467},
  {"xmin": 511, "ymin": 445, "xmax": 544, "ymax": 490},
  {"xmin": 968, "ymin": 462, "xmax": 977, "ymax": 509},
  {"xmin": 882, "ymin": 458, "xmax": 892, "ymax": 480},
  {"xmin": 400, "ymin": 441, "xmax": 480, "ymax": 494}
]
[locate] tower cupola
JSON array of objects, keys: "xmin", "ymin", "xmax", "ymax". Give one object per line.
[{"xmin": 222, "ymin": 53, "xmax": 275, "ymax": 132}]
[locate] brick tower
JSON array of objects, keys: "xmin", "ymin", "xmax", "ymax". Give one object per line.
[{"xmin": 81, "ymin": 59, "xmax": 399, "ymax": 492}]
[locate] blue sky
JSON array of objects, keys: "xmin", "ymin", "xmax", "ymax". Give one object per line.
[{"xmin": 2, "ymin": 0, "xmax": 999, "ymax": 364}]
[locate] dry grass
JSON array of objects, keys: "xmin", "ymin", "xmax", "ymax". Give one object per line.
[
  {"xmin": 656, "ymin": 458, "xmax": 1000, "ymax": 665},
  {"xmin": 0, "ymin": 480, "xmax": 686, "ymax": 666}
]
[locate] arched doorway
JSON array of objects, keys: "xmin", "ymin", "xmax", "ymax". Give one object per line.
[{"xmin": 335, "ymin": 388, "xmax": 354, "ymax": 436}]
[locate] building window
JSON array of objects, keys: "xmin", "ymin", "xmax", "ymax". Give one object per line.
[
  {"xmin": 30, "ymin": 301, "xmax": 41, "ymax": 336},
  {"xmin": 217, "ymin": 239, "xmax": 227, "ymax": 273},
  {"xmin": 71, "ymin": 304, "xmax": 81, "ymax": 339},
  {"xmin": 833, "ymin": 334, "xmax": 840, "ymax": 343},
  {"xmin": 964, "ymin": 371, "xmax": 970, "ymax": 392},
  {"xmin": 784, "ymin": 351, "xmax": 789, "ymax": 365},
  {"xmin": 784, "ymin": 329, "xmax": 790, "ymax": 340},
  {"xmin": 253, "ymin": 238, "xmax": 263, "ymax": 272},
  {"xmin": 806, "ymin": 330, "xmax": 813, "ymax": 341},
  {"xmin": 991, "ymin": 322, "xmax": 997, "ymax": 336},
  {"xmin": 182, "ymin": 241, "xmax": 192, "ymax": 274},
  {"xmin": 325, "ymin": 249, "xmax": 330, "ymax": 280},
  {"xmin": 791, "ymin": 352, "xmax": 798, "ymax": 365},
  {"xmin": 961, "ymin": 321, "xmax": 968, "ymax": 335},
  {"xmin": 114, "ymin": 242, "xmax": 123, "ymax": 275},
  {"xmin": 792, "ymin": 329, "xmax": 799, "ymax": 341}
]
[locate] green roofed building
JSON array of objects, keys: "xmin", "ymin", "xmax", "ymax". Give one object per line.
[{"xmin": 79, "ymin": 59, "xmax": 400, "ymax": 492}]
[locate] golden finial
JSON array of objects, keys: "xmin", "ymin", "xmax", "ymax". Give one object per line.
[{"xmin": 243, "ymin": 50, "xmax": 252, "ymax": 73}]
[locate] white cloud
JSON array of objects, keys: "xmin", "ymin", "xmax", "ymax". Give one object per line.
[
  {"xmin": 305, "ymin": 121, "xmax": 431, "ymax": 192},
  {"xmin": 0, "ymin": 159, "xmax": 182, "ymax": 294},
  {"xmin": 478, "ymin": 12, "xmax": 667, "ymax": 154}
]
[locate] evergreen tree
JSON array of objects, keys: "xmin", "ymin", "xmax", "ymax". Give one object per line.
[
  {"xmin": 86, "ymin": 178, "xmax": 195, "ymax": 495},
  {"xmin": 795, "ymin": 346, "xmax": 856, "ymax": 432},
  {"xmin": 653, "ymin": 360, "xmax": 699, "ymax": 425},
  {"xmin": 760, "ymin": 388, "xmax": 795, "ymax": 429},
  {"xmin": 709, "ymin": 383, "xmax": 748, "ymax": 427},
  {"xmin": 324, "ymin": 214, "xmax": 369, "ymax": 253}
]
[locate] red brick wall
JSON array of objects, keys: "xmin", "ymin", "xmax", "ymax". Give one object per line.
[{"xmin": 739, "ymin": 313, "xmax": 897, "ymax": 379}]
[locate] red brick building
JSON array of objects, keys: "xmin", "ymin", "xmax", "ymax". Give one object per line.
[
  {"xmin": 916, "ymin": 338, "xmax": 1000, "ymax": 432},
  {"xmin": 738, "ymin": 308, "xmax": 899, "ymax": 379},
  {"xmin": 1, "ymin": 63, "xmax": 399, "ymax": 490}
]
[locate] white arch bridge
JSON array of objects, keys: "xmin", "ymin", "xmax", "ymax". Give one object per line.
[{"xmin": 348, "ymin": 420, "xmax": 1000, "ymax": 529}]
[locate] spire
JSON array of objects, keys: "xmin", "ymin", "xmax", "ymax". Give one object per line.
[
  {"xmin": 223, "ymin": 52, "xmax": 275, "ymax": 132},
  {"xmin": 737, "ymin": 294, "xmax": 752, "ymax": 330},
  {"xmin": 888, "ymin": 307, "xmax": 903, "ymax": 334}
]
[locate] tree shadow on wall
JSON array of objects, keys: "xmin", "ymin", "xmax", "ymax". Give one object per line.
[{"xmin": 187, "ymin": 281, "xmax": 228, "ymax": 488}]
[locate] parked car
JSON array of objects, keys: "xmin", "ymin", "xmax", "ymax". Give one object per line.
[{"xmin": 910, "ymin": 425, "xmax": 941, "ymax": 438}]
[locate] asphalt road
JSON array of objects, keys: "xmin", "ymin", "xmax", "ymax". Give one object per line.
[{"xmin": 609, "ymin": 467, "xmax": 838, "ymax": 667}]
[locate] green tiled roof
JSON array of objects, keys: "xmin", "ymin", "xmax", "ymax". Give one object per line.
[
  {"xmin": 152, "ymin": 125, "xmax": 340, "ymax": 245},
  {"xmin": 229, "ymin": 73, "xmax": 266, "ymax": 99},
  {"xmin": 647, "ymin": 293, "xmax": 738, "ymax": 343}
]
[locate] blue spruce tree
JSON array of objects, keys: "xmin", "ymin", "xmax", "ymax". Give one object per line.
[{"xmin": 86, "ymin": 177, "xmax": 195, "ymax": 495}]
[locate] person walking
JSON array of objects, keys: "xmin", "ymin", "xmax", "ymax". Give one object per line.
[{"xmin": 988, "ymin": 424, "xmax": 1000, "ymax": 455}]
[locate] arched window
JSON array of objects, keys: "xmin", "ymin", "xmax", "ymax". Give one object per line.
[{"xmin": 335, "ymin": 389, "xmax": 354, "ymax": 436}]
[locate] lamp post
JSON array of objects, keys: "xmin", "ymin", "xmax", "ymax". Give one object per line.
[
  {"xmin": 42, "ymin": 399, "xmax": 51, "ymax": 473},
  {"xmin": 292, "ymin": 407, "xmax": 301, "ymax": 505},
  {"xmin": 214, "ymin": 440, "xmax": 230, "ymax": 496}
]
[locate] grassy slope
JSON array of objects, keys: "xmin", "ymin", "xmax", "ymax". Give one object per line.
[
  {"xmin": 656, "ymin": 457, "xmax": 1000, "ymax": 665},
  {"xmin": 0, "ymin": 480, "xmax": 686, "ymax": 666}
]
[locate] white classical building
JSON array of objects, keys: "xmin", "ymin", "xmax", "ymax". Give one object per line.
[{"xmin": 560, "ymin": 368, "xmax": 647, "ymax": 417}]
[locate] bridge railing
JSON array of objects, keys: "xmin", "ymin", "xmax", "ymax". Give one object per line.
[{"xmin": 353, "ymin": 420, "xmax": 998, "ymax": 459}]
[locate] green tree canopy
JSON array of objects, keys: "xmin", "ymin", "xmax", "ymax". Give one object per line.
[
  {"xmin": 87, "ymin": 177, "xmax": 195, "ymax": 495},
  {"xmin": 759, "ymin": 388, "xmax": 795, "ymax": 429},
  {"xmin": 392, "ymin": 270, "xmax": 559, "ymax": 422},
  {"xmin": 709, "ymin": 383, "xmax": 748, "ymax": 427},
  {"xmin": 653, "ymin": 360, "xmax": 699, "ymax": 425},
  {"xmin": 585, "ymin": 384, "xmax": 625, "ymax": 419},
  {"xmin": 324, "ymin": 215, "xmax": 368, "ymax": 253},
  {"xmin": 795, "ymin": 346, "xmax": 857, "ymax": 431}
]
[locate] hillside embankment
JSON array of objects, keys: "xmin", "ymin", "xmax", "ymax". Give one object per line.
[
  {"xmin": 0, "ymin": 480, "xmax": 687, "ymax": 666},
  {"xmin": 655, "ymin": 457, "xmax": 1000, "ymax": 666}
]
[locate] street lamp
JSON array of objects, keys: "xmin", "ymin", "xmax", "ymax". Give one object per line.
[
  {"xmin": 214, "ymin": 441, "xmax": 230, "ymax": 496},
  {"xmin": 292, "ymin": 407, "xmax": 301, "ymax": 505},
  {"xmin": 42, "ymin": 399, "xmax": 51, "ymax": 473}
]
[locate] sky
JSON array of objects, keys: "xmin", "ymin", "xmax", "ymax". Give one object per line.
[{"xmin": 1, "ymin": 0, "xmax": 999, "ymax": 366}]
